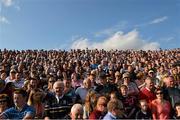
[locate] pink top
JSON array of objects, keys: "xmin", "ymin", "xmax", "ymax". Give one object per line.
[{"xmin": 151, "ymin": 99, "xmax": 171, "ymax": 120}]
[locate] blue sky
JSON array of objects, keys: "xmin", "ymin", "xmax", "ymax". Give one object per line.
[{"xmin": 0, "ymin": 0, "xmax": 180, "ymax": 50}]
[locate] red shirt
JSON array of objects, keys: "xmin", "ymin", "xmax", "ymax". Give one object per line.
[
  {"xmin": 139, "ymin": 87, "xmax": 156, "ymax": 105},
  {"xmin": 89, "ymin": 109, "xmax": 104, "ymax": 120}
]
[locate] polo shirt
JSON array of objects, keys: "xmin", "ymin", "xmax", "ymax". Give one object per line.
[{"xmin": 2, "ymin": 104, "xmax": 35, "ymax": 119}]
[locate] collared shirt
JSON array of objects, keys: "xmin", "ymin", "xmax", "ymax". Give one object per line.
[
  {"xmin": 55, "ymin": 95, "xmax": 64, "ymax": 103},
  {"xmin": 103, "ymin": 112, "xmax": 117, "ymax": 120},
  {"xmin": 2, "ymin": 104, "xmax": 35, "ymax": 119}
]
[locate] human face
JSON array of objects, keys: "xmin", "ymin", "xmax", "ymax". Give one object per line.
[
  {"xmin": 97, "ymin": 99, "xmax": 107, "ymax": 113},
  {"xmin": 33, "ymin": 91, "xmax": 43, "ymax": 102},
  {"xmin": 140, "ymin": 101, "xmax": 148, "ymax": 112},
  {"xmin": 54, "ymin": 83, "xmax": 64, "ymax": 97},
  {"xmin": 146, "ymin": 79, "xmax": 154, "ymax": 90},
  {"xmin": 175, "ymin": 105, "xmax": 180, "ymax": 114},
  {"xmin": 0, "ymin": 99, "xmax": 7, "ymax": 107},
  {"xmin": 156, "ymin": 91, "xmax": 163, "ymax": 99},
  {"xmin": 13, "ymin": 94, "xmax": 26, "ymax": 108},
  {"xmin": 71, "ymin": 110, "xmax": 83, "ymax": 120},
  {"xmin": 120, "ymin": 87, "xmax": 128, "ymax": 96}
]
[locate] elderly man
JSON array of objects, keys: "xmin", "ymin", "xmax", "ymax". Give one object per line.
[
  {"xmin": 44, "ymin": 80, "xmax": 73, "ymax": 119},
  {"xmin": 163, "ymin": 76, "xmax": 180, "ymax": 107}
]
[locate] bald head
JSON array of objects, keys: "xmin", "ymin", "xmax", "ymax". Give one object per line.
[
  {"xmin": 70, "ymin": 104, "xmax": 83, "ymax": 120},
  {"xmin": 53, "ymin": 81, "xmax": 64, "ymax": 97}
]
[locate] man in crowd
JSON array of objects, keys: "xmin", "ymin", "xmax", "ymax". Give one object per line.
[{"xmin": 0, "ymin": 89, "xmax": 35, "ymax": 119}]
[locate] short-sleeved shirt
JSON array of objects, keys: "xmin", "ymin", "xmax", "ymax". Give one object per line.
[{"xmin": 2, "ymin": 104, "xmax": 35, "ymax": 119}]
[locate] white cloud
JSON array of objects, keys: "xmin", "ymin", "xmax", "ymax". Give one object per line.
[
  {"xmin": 149, "ymin": 16, "xmax": 168, "ymax": 24},
  {"xmin": 135, "ymin": 16, "xmax": 168, "ymax": 28},
  {"xmin": 95, "ymin": 21, "xmax": 128, "ymax": 37},
  {"xmin": 71, "ymin": 29, "xmax": 160, "ymax": 51},
  {"xmin": 0, "ymin": 16, "xmax": 10, "ymax": 24},
  {"xmin": 1, "ymin": 0, "xmax": 13, "ymax": 7}
]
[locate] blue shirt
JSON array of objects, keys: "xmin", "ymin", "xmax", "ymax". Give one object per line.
[
  {"xmin": 103, "ymin": 112, "xmax": 117, "ymax": 120},
  {"xmin": 2, "ymin": 104, "xmax": 35, "ymax": 119}
]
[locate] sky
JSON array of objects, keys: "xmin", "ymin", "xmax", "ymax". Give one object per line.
[{"xmin": 0, "ymin": 0, "xmax": 180, "ymax": 50}]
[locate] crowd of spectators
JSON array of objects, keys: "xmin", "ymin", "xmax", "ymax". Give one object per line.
[{"xmin": 0, "ymin": 48, "xmax": 179, "ymax": 119}]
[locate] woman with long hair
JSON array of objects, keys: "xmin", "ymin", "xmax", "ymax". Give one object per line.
[{"xmin": 27, "ymin": 88, "xmax": 46, "ymax": 119}]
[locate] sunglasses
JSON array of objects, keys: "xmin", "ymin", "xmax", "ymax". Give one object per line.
[{"xmin": 0, "ymin": 100, "xmax": 7, "ymax": 104}]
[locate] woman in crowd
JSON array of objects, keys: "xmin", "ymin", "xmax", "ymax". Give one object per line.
[
  {"xmin": 0, "ymin": 94, "xmax": 10, "ymax": 114},
  {"xmin": 83, "ymin": 90, "xmax": 99, "ymax": 119},
  {"xmin": 89, "ymin": 96, "xmax": 108, "ymax": 119},
  {"xmin": 151, "ymin": 88, "xmax": 172, "ymax": 119},
  {"xmin": 27, "ymin": 88, "xmax": 46, "ymax": 119}
]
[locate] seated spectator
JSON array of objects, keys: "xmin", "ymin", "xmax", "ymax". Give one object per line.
[
  {"xmin": 27, "ymin": 88, "xmax": 46, "ymax": 119},
  {"xmin": 83, "ymin": 90, "xmax": 99, "ymax": 119},
  {"xmin": 173, "ymin": 102, "xmax": 180, "ymax": 119},
  {"xmin": 95, "ymin": 73, "xmax": 118, "ymax": 96},
  {"xmin": 135, "ymin": 99, "xmax": 152, "ymax": 119},
  {"xmin": 139, "ymin": 77, "xmax": 156, "ymax": 107},
  {"xmin": 89, "ymin": 96, "xmax": 108, "ymax": 120},
  {"xmin": 5, "ymin": 69, "xmax": 16, "ymax": 83},
  {"xmin": 119, "ymin": 84, "xmax": 138, "ymax": 118},
  {"xmin": 163, "ymin": 76, "xmax": 180, "ymax": 108},
  {"xmin": 75, "ymin": 78, "xmax": 92, "ymax": 104},
  {"xmin": 151, "ymin": 88, "xmax": 172, "ymax": 120},
  {"xmin": 122, "ymin": 72, "xmax": 139, "ymax": 97},
  {"xmin": 135, "ymin": 72, "xmax": 146, "ymax": 89},
  {"xmin": 0, "ymin": 89, "xmax": 35, "ymax": 119},
  {"xmin": 70, "ymin": 104, "xmax": 83, "ymax": 120},
  {"xmin": 44, "ymin": 81, "xmax": 72, "ymax": 119},
  {"xmin": 0, "ymin": 94, "xmax": 10, "ymax": 114},
  {"xmin": 0, "ymin": 80, "xmax": 5, "ymax": 94},
  {"xmin": 103, "ymin": 99, "xmax": 125, "ymax": 120},
  {"xmin": 13, "ymin": 72, "xmax": 24, "ymax": 88},
  {"xmin": 63, "ymin": 79, "xmax": 76, "ymax": 103}
]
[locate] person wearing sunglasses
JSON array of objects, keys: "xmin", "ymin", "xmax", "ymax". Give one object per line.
[
  {"xmin": 151, "ymin": 88, "xmax": 172, "ymax": 119},
  {"xmin": 0, "ymin": 94, "xmax": 10, "ymax": 114}
]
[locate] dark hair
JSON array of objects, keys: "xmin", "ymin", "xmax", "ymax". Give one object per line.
[
  {"xmin": 14, "ymin": 88, "xmax": 27, "ymax": 98},
  {"xmin": 0, "ymin": 94, "xmax": 9, "ymax": 101},
  {"xmin": 155, "ymin": 87, "xmax": 163, "ymax": 94},
  {"xmin": 174, "ymin": 102, "xmax": 180, "ymax": 108}
]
